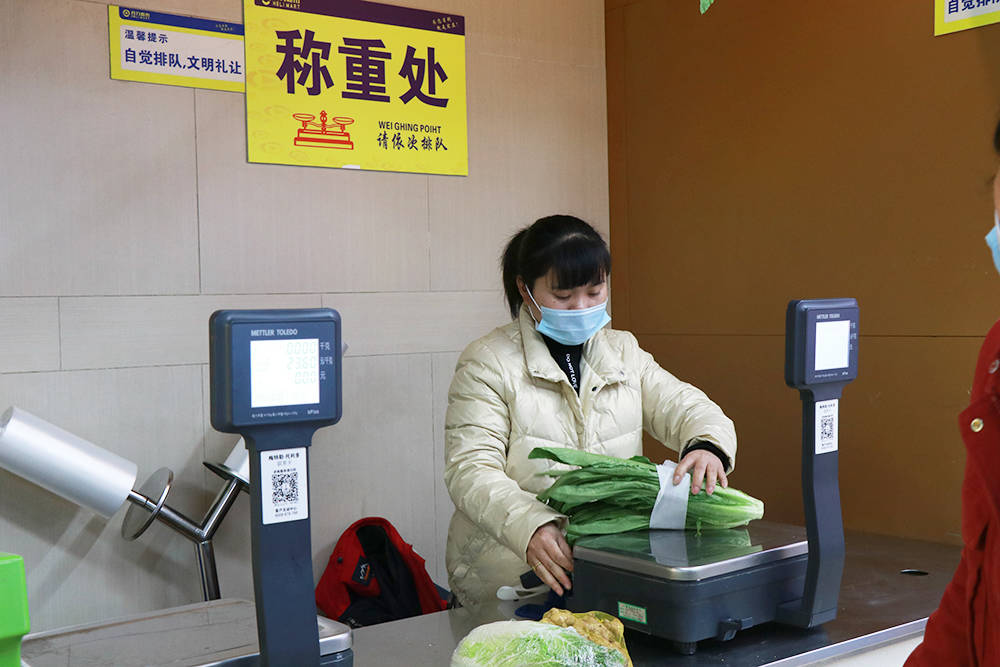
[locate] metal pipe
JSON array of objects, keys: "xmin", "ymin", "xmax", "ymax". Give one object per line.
[
  {"xmin": 126, "ymin": 489, "xmax": 158, "ymax": 512},
  {"xmin": 155, "ymin": 503, "xmax": 204, "ymax": 540},
  {"xmin": 200, "ymin": 479, "xmax": 244, "ymax": 541},
  {"xmin": 125, "ymin": 473, "xmax": 245, "ymax": 602},
  {"xmin": 195, "ymin": 540, "xmax": 221, "ymax": 601}
]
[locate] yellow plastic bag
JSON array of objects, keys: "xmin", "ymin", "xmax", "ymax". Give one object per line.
[{"xmin": 541, "ymin": 608, "xmax": 632, "ymax": 667}]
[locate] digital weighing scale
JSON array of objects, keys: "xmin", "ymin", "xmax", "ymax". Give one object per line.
[
  {"xmin": 568, "ymin": 298, "xmax": 859, "ymax": 654},
  {"xmin": 209, "ymin": 309, "xmax": 351, "ymax": 667}
]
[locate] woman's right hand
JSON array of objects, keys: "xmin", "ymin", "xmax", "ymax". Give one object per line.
[{"xmin": 526, "ymin": 522, "xmax": 574, "ymax": 595}]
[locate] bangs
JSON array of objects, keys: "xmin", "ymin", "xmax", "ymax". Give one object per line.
[{"xmin": 547, "ymin": 235, "xmax": 611, "ymax": 291}]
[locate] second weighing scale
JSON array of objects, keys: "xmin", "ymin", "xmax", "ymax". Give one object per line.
[
  {"xmin": 568, "ymin": 298, "xmax": 859, "ymax": 654},
  {"xmin": 210, "ymin": 308, "xmax": 349, "ymax": 666}
]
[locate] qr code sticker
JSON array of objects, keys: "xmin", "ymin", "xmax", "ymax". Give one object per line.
[
  {"xmin": 272, "ymin": 471, "xmax": 299, "ymax": 504},
  {"xmin": 820, "ymin": 416, "xmax": 834, "ymax": 442}
]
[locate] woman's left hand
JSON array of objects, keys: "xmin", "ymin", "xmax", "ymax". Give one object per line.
[{"xmin": 673, "ymin": 449, "xmax": 728, "ymax": 495}]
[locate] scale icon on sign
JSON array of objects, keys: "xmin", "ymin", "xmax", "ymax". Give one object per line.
[{"xmin": 292, "ymin": 111, "xmax": 355, "ymax": 150}]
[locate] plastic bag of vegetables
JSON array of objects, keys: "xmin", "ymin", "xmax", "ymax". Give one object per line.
[
  {"xmin": 541, "ymin": 608, "xmax": 632, "ymax": 667},
  {"xmin": 451, "ymin": 620, "xmax": 628, "ymax": 667},
  {"xmin": 529, "ymin": 446, "xmax": 764, "ymax": 543}
]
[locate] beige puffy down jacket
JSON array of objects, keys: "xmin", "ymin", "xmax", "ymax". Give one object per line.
[{"xmin": 444, "ymin": 306, "xmax": 737, "ymax": 607}]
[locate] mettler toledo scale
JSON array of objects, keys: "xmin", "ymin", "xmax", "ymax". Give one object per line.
[
  {"xmin": 569, "ymin": 298, "xmax": 859, "ymax": 655},
  {"xmin": 210, "ymin": 309, "xmax": 352, "ymax": 667}
]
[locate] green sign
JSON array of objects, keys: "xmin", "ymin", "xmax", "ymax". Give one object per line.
[{"xmin": 617, "ymin": 601, "xmax": 647, "ymax": 625}]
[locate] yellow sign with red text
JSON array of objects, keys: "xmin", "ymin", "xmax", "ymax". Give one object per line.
[{"xmin": 243, "ymin": 0, "xmax": 467, "ymax": 175}]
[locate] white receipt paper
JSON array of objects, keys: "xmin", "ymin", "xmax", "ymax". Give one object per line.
[{"xmin": 650, "ymin": 461, "xmax": 690, "ymax": 529}]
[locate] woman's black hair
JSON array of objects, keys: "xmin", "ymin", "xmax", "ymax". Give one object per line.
[
  {"xmin": 995, "ymin": 115, "xmax": 1000, "ymax": 154},
  {"xmin": 500, "ymin": 215, "xmax": 611, "ymax": 319}
]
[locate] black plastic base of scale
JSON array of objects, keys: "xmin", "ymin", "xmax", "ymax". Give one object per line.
[{"xmin": 568, "ymin": 552, "xmax": 809, "ymax": 654}]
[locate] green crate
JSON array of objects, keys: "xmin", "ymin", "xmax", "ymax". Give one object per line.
[{"xmin": 0, "ymin": 553, "xmax": 29, "ymax": 667}]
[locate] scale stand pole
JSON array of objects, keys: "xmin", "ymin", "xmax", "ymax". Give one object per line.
[
  {"xmin": 778, "ymin": 384, "xmax": 846, "ymax": 627},
  {"xmin": 246, "ymin": 426, "xmax": 321, "ymax": 667}
]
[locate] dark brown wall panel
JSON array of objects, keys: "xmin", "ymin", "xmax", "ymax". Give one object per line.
[
  {"xmin": 610, "ymin": 1, "xmax": 1000, "ymax": 545},
  {"xmin": 638, "ymin": 334, "xmax": 975, "ymax": 545},
  {"xmin": 612, "ymin": 1, "xmax": 1000, "ymax": 337}
]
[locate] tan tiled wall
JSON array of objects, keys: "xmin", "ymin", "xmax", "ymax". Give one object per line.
[{"xmin": 0, "ymin": 0, "xmax": 608, "ymax": 630}]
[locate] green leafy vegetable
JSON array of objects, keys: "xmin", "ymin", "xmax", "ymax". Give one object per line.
[
  {"xmin": 573, "ymin": 527, "xmax": 763, "ymax": 566},
  {"xmin": 529, "ymin": 446, "xmax": 764, "ymax": 543}
]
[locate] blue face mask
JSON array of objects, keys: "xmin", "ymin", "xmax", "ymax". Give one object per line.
[
  {"xmin": 525, "ymin": 286, "xmax": 611, "ymax": 345},
  {"xmin": 986, "ymin": 210, "xmax": 1000, "ymax": 276}
]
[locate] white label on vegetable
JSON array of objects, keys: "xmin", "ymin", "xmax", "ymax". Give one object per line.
[
  {"xmin": 650, "ymin": 462, "xmax": 689, "ymax": 529},
  {"xmin": 618, "ymin": 602, "xmax": 647, "ymax": 625},
  {"xmin": 815, "ymin": 399, "xmax": 838, "ymax": 455},
  {"xmin": 260, "ymin": 447, "xmax": 308, "ymax": 524}
]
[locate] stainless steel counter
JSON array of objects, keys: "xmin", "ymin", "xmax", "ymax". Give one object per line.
[
  {"xmin": 351, "ymin": 530, "xmax": 960, "ymax": 666},
  {"xmin": 20, "ymin": 600, "xmax": 352, "ymax": 667},
  {"xmin": 16, "ymin": 530, "xmax": 959, "ymax": 666}
]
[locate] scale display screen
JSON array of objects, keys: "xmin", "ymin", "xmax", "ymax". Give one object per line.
[
  {"xmin": 785, "ymin": 299, "xmax": 859, "ymax": 388},
  {"xmin": 210, "ymin": 309, "xmax": 342, "ymax": 431},
  {"xmin": 250, "ymin": 338, "xmax": 320, "ymax": 408},
  {"xmin": 814, "ymin": 320, "xmax": 851, "ymax": 371}
]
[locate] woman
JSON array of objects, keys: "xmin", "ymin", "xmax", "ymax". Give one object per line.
[
  {"xmin": 904, "ymin": 122, "xmax": 1000, "ymax": 666},
  {"xmin": 443, "ymin": 214, "xmax": 738, "ymax": 607}
]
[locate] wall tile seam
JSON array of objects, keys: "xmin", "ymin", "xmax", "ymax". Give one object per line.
[
  {"xmin": 321, "ymin": 289, "xmax": 502, "ymax": 296},
  {"xmin": 44, "ymin": 290, "xmax": 501, "ymax": 299},
  {"xmin": 10, "ymin": 351, "xmax": 468, "ymax": 375},
  {"xmin": 21, "ymin": 293, "xmax": 203, "ymax": 299},
  {"xmin": 7, "ymin": 339, "xmax": 972, "ymax": 374},
  {"xmin": 57, "ymin": 297, "xmax": 64, "ymax": 371},
  {"xmin": 474, "ymin": 51, "xmax": 606, "ymax": 70},
  {"xmin": 854, "ymin": 334, "xmax": 989, "ymax": 340},
  {"xmin": 3, "ymin": 351, "xmax": 460, "ymax": 376},
  {"xmin": 429, "ymin": 348, "xmax": 440, "ymax": 574},
  {"xmin": 193, "ymin": 89, "xmax": 204, "ymax": 295},
  {"xmin": 0, "ymin": 363, "xmax": 207, "ymax": 378},
  {"xmin": 198, "ymin": 366, "xmax": 209, "ymax": 470},
  {"xmin": 318, "ymin": 350, "xmax": 471, "ymax": 359},
  {"xmin": 633, "ymin": 333, "xmax": 989, "ymax": 340},
  {"xmin": 425, "ymin": 175, "xmax": 433, "ymax": 308},
  {"xmin": 204, "ymin": 290, "xmax": 500, "ymax": 296},
  {"xmin": 634, "ymin": 332, "xmax": 785, "ymax": 338},
  {"xmin": 0, "ymin": 366, "xmax": 61, "ymax": 376}
]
